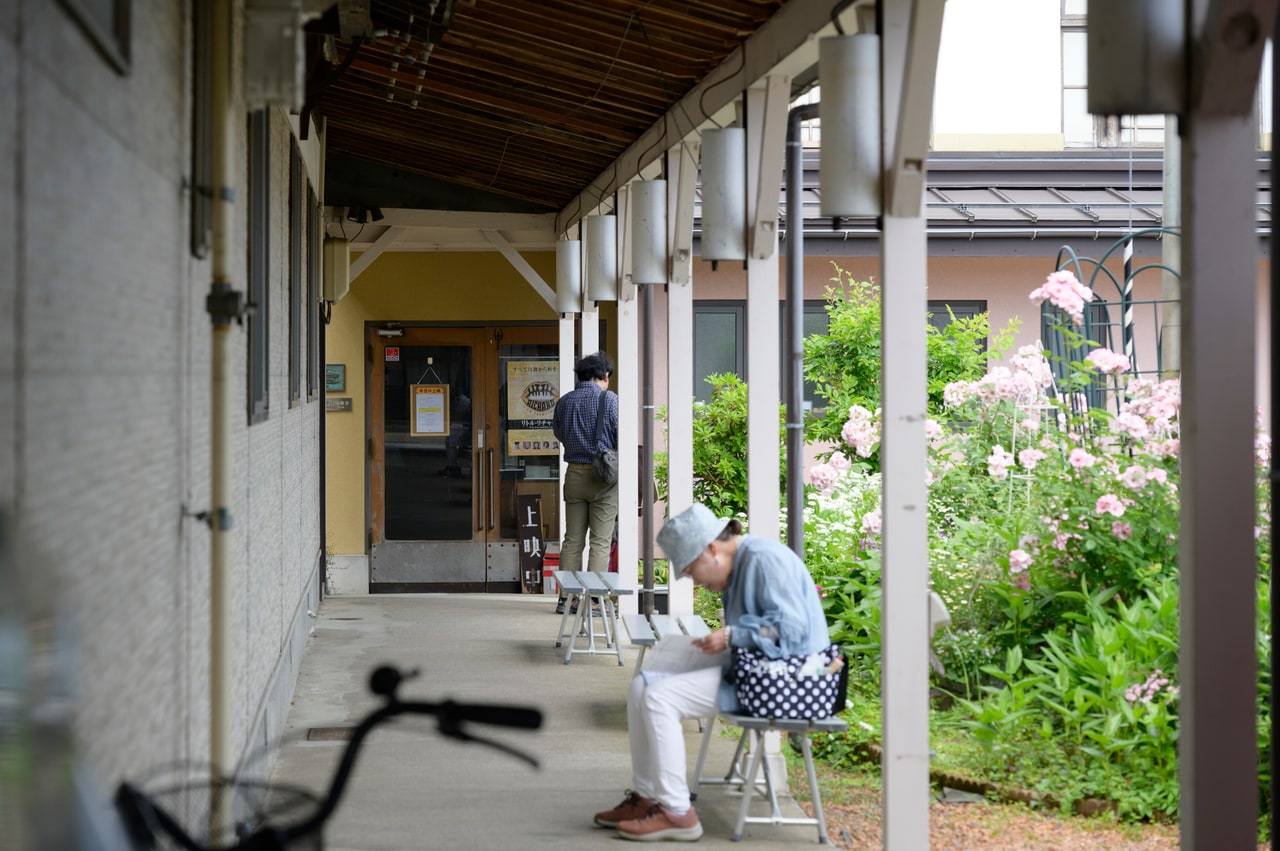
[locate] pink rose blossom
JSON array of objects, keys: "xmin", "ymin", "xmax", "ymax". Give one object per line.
[
  {"xmin": 1018, "ymin": 448, "xmax": 1047, "ymax": 470},
  {"xmin": 1095, "ymin": 494, "xmax": 1126, "ymax": 517},
  {"xmin": 1008, "ymin": 549, "xmax": 1032, "ymax": 574},
  {"xmin": 1120, "ymin": 465, "xmax": 1148, "ymax": 491},
  {"xmin": 809, "ymin": 463, "xmax": 838, "ymax": 492},
  {"xmin": 1029, "ymin": 270, "xmax": 1094, "ymax": 325},
  {"xmin": 861, "ymin": 507, "xmax": 883, "ymax": 536},
  {"xmin": 1112, "ymin": 521, "xmax": 1133, "ymax": 540},
  {"xmin": 842, "ymin": 406, "xmax": 881, "ymax": 458},
  {"xmin": 987, "ymin": 446, "xmax": 1014, "ymax": 481},
  {"xmin": 1068, "ymin": 448, "xmax": 1096, "ymax": 469},
  {"xmin": 1085, "ymin": 347, "xmax": 1131, "ymax": 375}
]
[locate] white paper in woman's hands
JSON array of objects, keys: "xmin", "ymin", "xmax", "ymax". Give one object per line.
[{"xmin": 643, "ymin": 635, "xmax": 730, "ymax": 673}]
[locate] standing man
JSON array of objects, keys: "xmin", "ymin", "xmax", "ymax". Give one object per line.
[{"xmin": 552, "ymin": 352, "xmax": 619, "ymax": 590}]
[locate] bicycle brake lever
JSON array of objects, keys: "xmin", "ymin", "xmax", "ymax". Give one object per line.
[{"xmin": 443, "ymin": 726, "xmax": 541, "ymax": 770}]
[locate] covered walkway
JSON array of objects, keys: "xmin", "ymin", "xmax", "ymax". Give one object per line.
[{"xmin": 268, "ymin": 594, "xmax": 828, "ymax": 849}]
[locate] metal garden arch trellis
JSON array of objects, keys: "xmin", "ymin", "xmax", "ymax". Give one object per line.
[{"xmin": 1043, "ymin": 227, "xmax": 1182, "ymax": 416}]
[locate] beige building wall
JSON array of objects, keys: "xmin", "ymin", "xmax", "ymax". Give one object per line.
[{"xmin": 647, "ymin": 249, "xmax": 1174, "ymax": 413}]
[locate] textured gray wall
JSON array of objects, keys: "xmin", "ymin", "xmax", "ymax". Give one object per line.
[{"xmin": 5, "ymin": 0, "xmax": 323, "ymax": 792}]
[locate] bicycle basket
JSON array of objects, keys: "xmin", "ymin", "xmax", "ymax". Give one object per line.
[{"xmin": 118, "ymin": 770, "xmax": 323, "ymax": 851}]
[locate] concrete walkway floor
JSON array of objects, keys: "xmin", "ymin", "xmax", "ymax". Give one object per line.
[{"xmin": 268, "ymin": 594, "xmax": 829, "ymax": 850}]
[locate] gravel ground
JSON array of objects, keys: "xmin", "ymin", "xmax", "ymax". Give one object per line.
[
  {"xmin": 810, "ymin": 792, "xmax": 1183, "ymax": 850},
  {"xmin": 788, "ymin": 763, "xmax": 1271, "ymax": 850}
]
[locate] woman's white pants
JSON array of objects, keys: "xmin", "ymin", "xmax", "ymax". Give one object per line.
[{"xmin": 627, "ymin": 666, "xmax": 721, "ymax": 811}]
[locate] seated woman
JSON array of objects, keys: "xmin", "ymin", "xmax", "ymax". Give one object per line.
[{"xmin": 593, "ymin": 503, "xmax": 829, "ymax": 842}]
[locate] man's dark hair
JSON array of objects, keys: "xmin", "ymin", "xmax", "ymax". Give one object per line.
[{"xmin": 575, "ymin": 351, "xmax": 613, "ymax": 382}]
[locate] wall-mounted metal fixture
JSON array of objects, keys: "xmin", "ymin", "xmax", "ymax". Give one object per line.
[
  {"xmin": 631, "ymin": 180, "xmax": 668, "ymax": 285},
  {"xmin": 700, "ymin": 128, "xmax": 747, "ymax": 265},
  {"xmin": 820, "ymin": 34, "xmax": 881, "ymax": 218},
  {"xmin": 556, "ymin": 239, "xmax": 582, "ymax": 314},
  {"xmin": 585, "ymin": 215, "xmax": 618, "ymax": 301}
]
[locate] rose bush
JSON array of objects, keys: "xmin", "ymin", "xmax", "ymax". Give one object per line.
[{"xmin": 804, "ymin": 269, "xmax": 1273, "ymax": 823}]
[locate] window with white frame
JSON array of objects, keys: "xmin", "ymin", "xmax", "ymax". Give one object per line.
[
  {"xmin": 792, "ymin": 86, "xmax": 822, "ymax": 147},
  {"xmin": 1063, "ymin": 2, "xmax": 1167, "ymax": 147}
]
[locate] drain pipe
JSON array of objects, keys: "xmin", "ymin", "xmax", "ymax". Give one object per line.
[
  {"xmin": 205, "ymin": 2, "xmax": 242, "ymax": 832},
  {"xmin": 1270, "ymin": 9, "xmax": 1279, "ymax": 829},
  {"xmin": 641, "ymin": 283, "xmax": 655, "ymax": 614},
  {"xmin": 785, "ymin": 102, "xmax": 818, "ymax": 558}
]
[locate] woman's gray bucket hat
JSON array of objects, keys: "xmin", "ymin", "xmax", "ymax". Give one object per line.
[{"xmin": 657, "ymin": 503, "xmax": 731, "ymax": 573}]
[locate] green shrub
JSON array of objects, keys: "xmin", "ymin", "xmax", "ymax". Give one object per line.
[{"xmin": 654, "ymin": 372, "xmax": 785, "ymax": 519}]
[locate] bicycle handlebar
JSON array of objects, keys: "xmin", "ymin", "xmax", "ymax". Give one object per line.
[
  {"xmin": 115, "ymin": 665, "xmax": 543, "ymax": 851},
  {"xmin": 403, "ymin": 698, "xmax": 543, "ymax": 730}
]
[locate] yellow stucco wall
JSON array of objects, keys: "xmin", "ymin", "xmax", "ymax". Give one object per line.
[{"xmin": 324, "ymin": 250, "xmax": 562, "ymax": 556}]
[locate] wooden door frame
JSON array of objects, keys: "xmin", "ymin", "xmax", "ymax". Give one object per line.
[{"xmin": 366, "ymin": 322, "xmax": 559, "ymax": 591}]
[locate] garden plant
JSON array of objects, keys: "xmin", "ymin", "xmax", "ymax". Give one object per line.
[
  {"xmin": 663, "ymin": 263, "xmax": 1273, "ymax": 833},
  {"xmin": 803, "ymin": 267, "xmax": 1273, "ymax": 829}
]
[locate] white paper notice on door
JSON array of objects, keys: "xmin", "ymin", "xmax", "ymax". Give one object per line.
[{"xmin": 411, "ymin": 384, "xmax": 448, "ymax": 436}]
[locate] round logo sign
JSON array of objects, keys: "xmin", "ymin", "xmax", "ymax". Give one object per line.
[{"xmin": 523, "ymin": 381, "xmax": 558, "ymax": 412}]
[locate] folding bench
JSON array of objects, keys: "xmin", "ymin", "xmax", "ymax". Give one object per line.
[
  {"xmin": 553, "ymin": 570, "xmax": 631, "ymax": 666},
  {"xmin": 691, "ymin": 712, "xmax": 848, "ymax": 844}
]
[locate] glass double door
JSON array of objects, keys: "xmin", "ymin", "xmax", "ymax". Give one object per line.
[{"xmin": 369, "ymin": 326, "xmax": 560, "ymax": 591}]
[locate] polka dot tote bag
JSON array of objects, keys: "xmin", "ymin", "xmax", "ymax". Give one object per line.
[{"xmin": 732, "ymin": 644, "xmax": 846, "ymax": 719}]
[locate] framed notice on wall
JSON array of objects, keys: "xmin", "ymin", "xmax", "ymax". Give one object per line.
[{"xmin": 410, "ymin": 384, "xmax": 449, "ymax": 436}]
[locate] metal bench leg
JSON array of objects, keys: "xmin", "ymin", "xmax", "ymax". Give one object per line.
[
  {"xmin": 554, "ymin": 591, "xmax": 580, "ymax": 648},
  {"xmin": 732, "ymin": 730, "xmax": 767, "ymax": 842},
  {"xmin": 632, "ymin": 646, "xmax": 647, "ymax": 678},
  {"xmin": 690, "ymin": 716, "xmax": 717, "ymax": 800},
  {"xmin": 604, "ymin": 597, "xmax": 625, "ymax": 665},
  {"xmin": 582, "ymin": 602, "xmax": 599, "ymax": 652},
  {"xmin": 564, "ymin": 601, "xmax": 586, "ymax": 664},
  {"xmin": 800, "ymin": 733, "xmax": 831, "ymax": 844}
]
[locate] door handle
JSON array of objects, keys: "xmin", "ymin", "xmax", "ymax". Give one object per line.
[
  {"xmin": 476, "ymin": 448, "xmax": 485, "ymax": 532},
  {"xmin": 487, "ymin": 448, "xmax": 496, "ymax": 530}
]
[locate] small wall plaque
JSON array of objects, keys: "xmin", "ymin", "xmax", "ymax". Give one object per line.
[
  {"xmin": 325, "ymin": 363, "xmax": 346, "ymax": 392},
  {"xmin": 325, "ymin": 397, "xmax": 352, "ymax": 412}
]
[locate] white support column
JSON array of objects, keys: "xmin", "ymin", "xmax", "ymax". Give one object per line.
[
  {"xmin": 581, "ymin": 307, "xmax": 600, "ymax": 356},
  {"xmin": 562, "ymin": 223, "xmax": 599, "ymax": 357},
  {"xmin": 743, "ymin": 73, "xmax": 790, "ymax": 789},
  {"xmin": 880, "ymin": 0, "xmax": 936, "ymax": 847},
  {"xmin": 744, "ymin": 75, "xmax": 789, "ymax": 542},
  {"xmin": 1178, "ymin": 35, "xmax": 1261, "ymax": 848},
  {"xmin": 581, "ymin": 230, "xmax": 601, "ymax": 355},
  {"xmin": 615, "ymin": 186, "xmax": 640, "ymax": 614},
  {"xmin": 667, "ymin": 141, "xmax": 699, "ymax": 615},
  {"xmin": 558, "ymin": 316, "xmax": 576, "ymax": 548}
]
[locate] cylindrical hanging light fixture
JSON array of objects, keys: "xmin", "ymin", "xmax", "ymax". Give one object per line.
[
  {"xmin": 819, "ymin": 34, "xmax": 881, "ymax": 218},
  {"xmin": 631, "ymin": 180, "xmax": 668, "ymax": 285},
  {"xmin": 699, "ymin": 127, "xmax": 746, "ymax": 262},
  {"xmin": 585, "ymin": 215, "xmax": 618, "ymax": 301},
  {"xmin": 555, "ymin": 238, "xmax": 581, "ymax": 314}
]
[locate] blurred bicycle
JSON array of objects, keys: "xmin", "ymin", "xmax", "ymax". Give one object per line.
[{"xmin": 114, "ymin": 665, "xmax": 542, "ymax": 850}]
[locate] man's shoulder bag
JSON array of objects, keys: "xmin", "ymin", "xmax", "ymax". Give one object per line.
[{"xmin": 591, "ymin": 393, "xmax": 619, "ymax": 485}]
